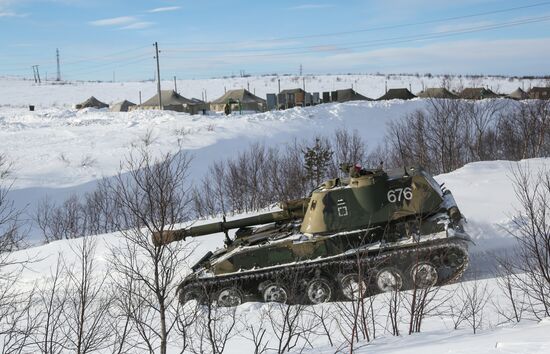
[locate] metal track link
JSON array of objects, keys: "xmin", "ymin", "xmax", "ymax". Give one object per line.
[{"xmin": 182, "ymin": 238, "xmax": 469, "ymax": 298}]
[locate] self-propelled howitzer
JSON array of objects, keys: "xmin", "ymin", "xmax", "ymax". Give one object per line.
[{"xmin": 157, "ymin": 166, "xmax": 470, "ymax": 307}]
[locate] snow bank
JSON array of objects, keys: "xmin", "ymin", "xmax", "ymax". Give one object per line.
[{"xmin": 0, "ymin": 100, "xmax": 418, "ymax": 190}]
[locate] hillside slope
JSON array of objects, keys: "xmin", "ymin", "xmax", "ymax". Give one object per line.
[{"xmin": 7, "ymin": 158, "xmax": 549, "ymax": 354}]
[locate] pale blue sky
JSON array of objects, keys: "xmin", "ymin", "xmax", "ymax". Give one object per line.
[{"xmin": 1, "ymin": 0, "xmax": 550, "ymax": 80}]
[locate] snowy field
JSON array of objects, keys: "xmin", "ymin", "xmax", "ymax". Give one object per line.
[
  {"xmin": 0, "ymin": 76, "xmax": 549, "ymax": 353},
  {"xmin": 0, "ymin": 75, "xmax": 541, "ymax": 222},
  {"xmin": 1, "ymin": 74, "xmax": 547, "ymax": 108}
]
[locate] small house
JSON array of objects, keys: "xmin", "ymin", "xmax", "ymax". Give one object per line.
[
  {"xmin": 378, "ymin": 88, "xmax": 416, "ymax": 100},
  {"xmin": 278, "ymin": 88, "xmax": 308, "ymax": 109},
  {"xmin": 75, "ymin": 96, "xmax": 109, "ymax": 109},
  {"xmin": 110, "ymin": 100, "xmax": 136, "ymax": 112},
  {"xmin": 416, "ymin": 88, "xmax": 458, "ymax": 99},
  {"xmin": 528, "ymin": 87, "xmax": 550, "ymax": 100},
  {"xmin": 332, "ymin": 88, "xmax": 372, "ymax": 102},
  {"xmin": 138, "ymin": 90, "xmax": 195, "ymax": 112},
  {"xmin": 210, "ymin": 89, "xmax": 266, "ymax": 113},
  {"xmin": 459, "ymin": 88, "xmax": 499, "ymax": 100},
  {"xmin": 506, "ymin": 88, "xmax": 529, "ymax": 100}
]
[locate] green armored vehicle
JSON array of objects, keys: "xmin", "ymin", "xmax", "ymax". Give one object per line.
[{"xmin": 153, "ymin": 165, "xmax": 470, "ymax": 306}]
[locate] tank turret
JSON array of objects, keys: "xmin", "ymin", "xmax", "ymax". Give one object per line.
[{"xmin": 300, "ymin": 165, "xmax": 455, "ymax": 235}]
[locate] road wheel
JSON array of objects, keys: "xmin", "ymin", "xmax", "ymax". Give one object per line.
[
  {"xmin": 306, "ymin": 277, "xmax": 333, "ymax": 304},
  {"xmin": 411, "ymin": 262, "xmax": 438, "ymax": 288},
  {"xmin": 375, "ymin": 268, "xmax": 403, "ymax": 293},
  {"xmin": 340, "ymin": 273, "xmax": 367, "ymax": 301},
  {"xmin": 262, "ymin": 283, "xmax": 289, "ymax": 303},
  {"xmin": 216, "ymin": 287, "xmax": 244, "ymax": 307}
]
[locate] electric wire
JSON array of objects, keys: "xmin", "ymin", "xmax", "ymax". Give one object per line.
[
  {"xmin": 62, "ymin": 57, "xmax": 151, "ymax": 78},
  {"xmin": 163, "ymin": 1, "xmax": 550, "ymax": 47},
  {"xmin": 3, "ymin": 1, "xmax": 549, "ymax": 78},
  {"xmin": 162, "ymin": 14, "xmax": 550, "ymax": 60}
]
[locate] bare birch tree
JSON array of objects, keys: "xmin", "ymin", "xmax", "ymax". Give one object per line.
[
  {"xmin": 33, "ymin": 255, "xmax": 67, "ymax": 354},
  {"xmin": 61, "ymin": 237, "xmax": 112, "ymax": 354},
  {"xmin": 108, "ymin": 148, "xmax": 193, "ymax": 354},
  {"xmin": 506, "ymin": 165, "xmax": 550, "ymax": 319}
]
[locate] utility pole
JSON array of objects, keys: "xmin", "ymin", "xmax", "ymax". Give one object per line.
[
  {"xmin": 154, "ymin": 42, "xmax": 162, "ymax": 109},
  {"xmin": 32, "ymin": 66, "xmax": 37, "ymax": 83},
  {"xmin": 299, "ymin": 64, "xmax": 303, "ymax": 76},
  {"xmin": 247, "ymin": 82, "xmax": 250, "ymax": 91},
  {"xmin": 139, "ymin": 91, "xmax": 142, "ymax": 105},
  {"xmin": 302, "ymin": 77, "xmax": 305, "ymax": 91},
  {"xmin": 277, "ymin": 78, "xmax": 281, "ymax": 110},
  {"xmin": 173, "ymin": 76, "xmax": 177, "ymax": 93},
  {"xmin": 56, "ymin": 48, "xmax": 61, "ymax": 81}
]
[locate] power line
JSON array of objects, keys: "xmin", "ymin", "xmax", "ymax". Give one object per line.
[
  {"xmin": 162, "ymin": 14, "xmax": 550, "ymax": 55},
  {"xmin": 62, "ymin": 56, "xmax": 151, "ymax": 78},
  {"xmin": 60, "ymin": 53, "xmax": 151, "ymax": 75},
  {"xmin": 268, "ymin": 1, "xmax": 550, "ymax": 42},
  {"xmin": 164, "ymin": 1, "xmax": 550, "ymax": 47},
  {"xmin": 59, "ymin": 45, "xmax": 150, "ymax": 66},
  {"xmin": 0, "ymin": 45, "xmax": 151, "ymax": 74},
  {"xmin": 4, "ymin": 1, "xmax": 550, "ymax": 80},
  {"xmin": 163, "ymin": 14, "xmax": 550, "ymax": 60}
]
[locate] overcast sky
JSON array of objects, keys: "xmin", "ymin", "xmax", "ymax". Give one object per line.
[{"xmin": 1, "ymin": 0, "xmax": 550, "ymax": 81}]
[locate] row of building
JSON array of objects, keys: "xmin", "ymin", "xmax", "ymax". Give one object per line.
[{"xmin": 75, "ymin": 86, "xmax": 550, "ymax": 114}]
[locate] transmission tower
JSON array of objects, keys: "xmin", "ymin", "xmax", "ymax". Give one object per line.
[
  {"xmin": 32, "ymin": 65, "xmax": 41, "ymax": 84},
  {"xmin": 31, "ymin": 66, "xmax": 37, "ymax": 83}
]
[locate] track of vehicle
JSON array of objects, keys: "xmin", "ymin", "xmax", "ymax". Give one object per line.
[{"xmin": 179, "ymin": 236, "xmax": 469, "ymax": 305}]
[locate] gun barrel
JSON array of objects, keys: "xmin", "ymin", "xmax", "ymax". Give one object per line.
[{"xmin": 152, "ymin": 197, "xmax": 309, "ymax": 246}]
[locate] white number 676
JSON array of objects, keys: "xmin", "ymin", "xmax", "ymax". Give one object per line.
[{"xmin": 387, "ymin": 187, "xmax": 413, "ymax": 203}]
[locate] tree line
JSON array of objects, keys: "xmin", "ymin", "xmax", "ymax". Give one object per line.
[{"xmin": 385, "ymin": 98, "xmax": 549, "ymax": 175}]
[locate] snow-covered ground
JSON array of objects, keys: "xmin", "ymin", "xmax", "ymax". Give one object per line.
[
  {"xmin": 8, "ymin": 158, "xmax": 550, "ymax": 354},
  {"xmin": 1, "ymin": 74, "xmax": 546, "ymax": 109},
  {"xmin": 1, "ymin": 76, "xmax": 549, "ymax": 353},
  {"xmin": 0, "ymin": 100, "xmax": 421, "ymax": 190},
  {"xmin": 1, "ymin": 100, "xmax": 426, "ymax": 236}
]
